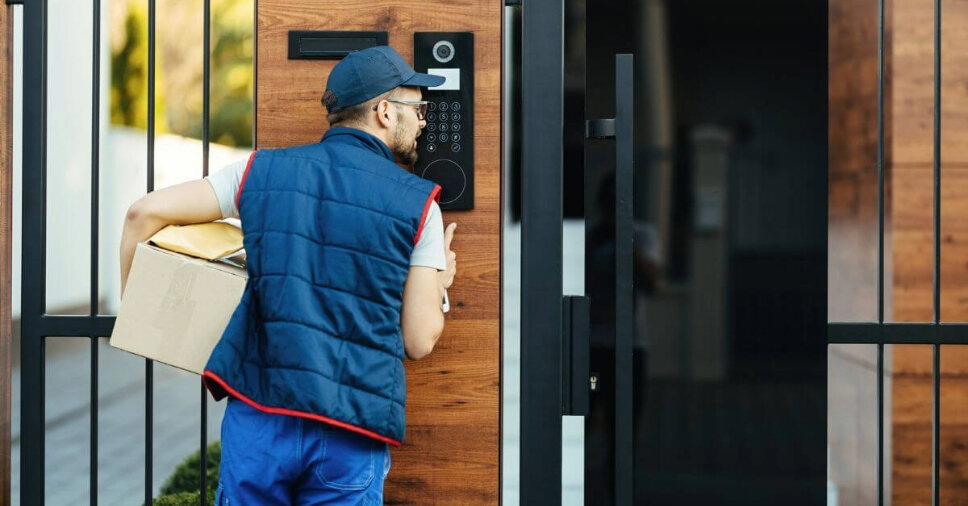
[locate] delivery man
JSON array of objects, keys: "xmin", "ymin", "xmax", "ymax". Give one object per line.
[{"xmin": 119, "ymin": 45, "xmax": 457, "ymax": 504}]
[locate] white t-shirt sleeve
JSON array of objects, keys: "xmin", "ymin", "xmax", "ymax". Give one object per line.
[
  {"xmin": 205, "ymin": 158, "xmax": 247, "ymax": 219},
  {"xmin": 410, "ymin": 201, "xmax": 447, "ymax": 270}
]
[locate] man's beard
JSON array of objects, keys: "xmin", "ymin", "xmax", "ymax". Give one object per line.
[{"xmin": 392, "ymin": 126, "xmax": 419, "ymax": 167}]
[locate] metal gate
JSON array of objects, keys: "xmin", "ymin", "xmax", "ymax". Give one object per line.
[
  {"xmin": 12, "ymin": 0, "xmax": 962, "ymax": 503},
  {"xmin": 17, "ymin": 0, "xmax": 223, "ymax": 503},
  {"xmin": 826, "ymin": 0, "xmax": 956, "ymax": 505},
  {"xmin": 515, "ymin": 0, "xmax": 954, "ymax": 503}
]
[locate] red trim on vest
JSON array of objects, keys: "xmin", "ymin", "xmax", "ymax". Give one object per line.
[
  {"xmin": 235, "ymin": 150, "xmax": 257, "ymax": 211},
  {"xmin": 413, "ymin": 185, "xmax": 442, "ymax": 246},
  {"xmin": 202, "ymin": 370, "xmax": 403, "ymax": 447}
]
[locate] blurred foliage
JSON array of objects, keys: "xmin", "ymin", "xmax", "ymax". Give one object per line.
[
  {"xmin": 110, "ymin": 0, "xmax": 253, "ymax": 147},
  {"xmin": 145, "ymin": 441, "xmax": 220, "ymax": 506},
  {"xmin": 109, "ymin": 1, "xmax": 167, "ymax": 133}
]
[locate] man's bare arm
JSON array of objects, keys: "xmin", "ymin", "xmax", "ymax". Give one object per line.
[
  {"xmin": 400, "ymin": 266, "xmax": 446, "ymax": 360},
  {"xmin": 120, "ymin": 179, "xmax": 222, "ymax": 294},
  {"xmin": 401, "ymin": 222, "xmax": 457, "ymax": 360}
]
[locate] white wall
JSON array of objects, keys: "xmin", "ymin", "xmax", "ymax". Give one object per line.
[{"xmin": 12, "ymin": 0, "xmax": 250, "ymax": 319}]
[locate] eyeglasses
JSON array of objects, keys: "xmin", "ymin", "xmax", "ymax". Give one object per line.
[{"xmin": 372, "ymin": 99, "xmax": 429, "ymax": 121}]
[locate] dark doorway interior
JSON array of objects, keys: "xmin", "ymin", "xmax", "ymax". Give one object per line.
[{"xmin": 577, "ymin": 0, "xmax": 827, "ymax": 504}]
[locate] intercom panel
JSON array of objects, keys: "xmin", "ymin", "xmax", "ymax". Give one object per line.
[{"xmin": 414, "ymin": 32, "xmax": 474, "ymax": 210}]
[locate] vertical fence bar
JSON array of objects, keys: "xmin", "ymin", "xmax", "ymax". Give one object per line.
[
  {"xmin": 90, "ymin": 339, "xmax": 99, "ymax": 505},
  {"xmin": 875, "ymin": 0, "xmax": 886, "ymax": 500},
  {"xmin": 202, "ymin": 0, "xmax": 210, "ymax": 179},
  {"xmin": 90, "ymin": 0, "xmax": 102, "ymax": 501},
  {"xmin": 933, "ymin": 344, "xmax": 941, "ymax": 505},
  {"xmin": 20, "ymin": 0, "xmax": 48, "ymax": 503},
  {"xmin": 200, "ymin": 0, "xmax": 211, "ymax": 502},
  {"xmin": 877, "ymin": 344, "xmax": 884, "ymax": 504},
  {"xmin": 145, "ymin": 0, "xmax": 156, "ymax": 503},
  {"xmin": 520, "ymin": 0, "xmax": 565, "ymax": 501},
  {"xmin": 931, "ymin": 0, "xmax": 942, "ymax": 502}
]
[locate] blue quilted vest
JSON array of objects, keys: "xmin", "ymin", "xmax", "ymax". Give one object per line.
[{"xmin": 203, "ymin": 127, "xmax": 441, "ymax": 446}]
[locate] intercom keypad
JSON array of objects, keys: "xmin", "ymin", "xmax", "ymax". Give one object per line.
[{"xmin": 414, "ymin": 32, "xmax": 474, "ymax": 210}]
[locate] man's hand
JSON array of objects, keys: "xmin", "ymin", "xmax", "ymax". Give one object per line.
[
  {"xmin": 120, "ymin": 179, "xmax": 222, "ymax": 295},
  {"xmin": 438, "ymin": 222, "xmax": 457, "ymax": 290}
]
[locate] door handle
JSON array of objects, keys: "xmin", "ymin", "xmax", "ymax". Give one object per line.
[
  {"xmin": 585, "ymin": 53, "xmax": 635, "ymax": 506},
  {"xmin": 612, "ymin": 52, "xmax": 634, "ymax": 506}
]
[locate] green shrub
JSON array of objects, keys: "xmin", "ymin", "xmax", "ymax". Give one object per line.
[
  {"xmin": 151, "ymin": 491, "xmax": 205, "ymax": 506},
  {"xmin": 147, "ymin": 441, "xmax": 221, "ymax": 506}
]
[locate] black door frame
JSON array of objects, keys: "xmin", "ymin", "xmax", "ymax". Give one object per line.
[
  {"xmin": 517, "ymin": 0, "xmax": 635, "ymax": 503},
  {"xmin": 518, "ymin": 0, "xmax": 565, "ymax": 502}
]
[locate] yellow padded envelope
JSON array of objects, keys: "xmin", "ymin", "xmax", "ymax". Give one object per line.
[{"xmin": 149, "ymin": 222, "xmax": 243, "ymax": 261}]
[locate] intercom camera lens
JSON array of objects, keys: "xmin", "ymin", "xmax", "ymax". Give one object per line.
[{"xmin": 432, "ymin": 41, "xmax": 456, "ymax": 63}]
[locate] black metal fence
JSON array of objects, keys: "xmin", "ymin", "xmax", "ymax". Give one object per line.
[
  {"xmin": 17, "ymin": 0, "xmax": 219, "ymax": 503},
  {"xmin": 826, "ymin": 0, "xmax": 956, "ymax": 505},
  {"xmin": 11, "ymin": 0, "xmax": 960, "ymax": 502}
]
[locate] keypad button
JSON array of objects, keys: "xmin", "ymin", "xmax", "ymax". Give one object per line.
[
  {"xmin": 452, "ymin": 133, "xmax": 461, "ymax": 143},
  {"xmin": 427, "ymin": 143, "xmax": 437, "ymax": 152},
  {"xmin": 451, "ymin": 143, "xmax": 461, "ymax": 152},
  {"xmin": 439, "ymin": 123, "xmax": 449, "ymax": 132},
  {"xmin": 451, "ymin": 102, "xmax": 461, "ymax": 111},
  {"xmin": 439, "ymin": 102, "xmax": 449, "ymax": 112},
  {"xmin": 426, "ymin": 133, "xmax": 437, "ymax": 143},
  {"xmin": 452, "ymin": 112, "xmax": 461, "ymax": 122},
  {"xmin": 426, "ymin": 123, "xmax": 436, "ymax": 131},
  {"xmin": 439, "ymin": 133, "xmax": 450, "ymax": 143},
  {"xmin": 428, "ymin": 102, "xmax": 437, "ymax": 111},
  {"xmin": 439, "ymin": 112, "xmax": 449, "ymax": 122},
  {"xmin": 452, "ymin": 123, "xmax": 461, "ymax": 132},
  {"xmin": 426, "ymin": 112, "xmax": 437, "ymax": 122}
]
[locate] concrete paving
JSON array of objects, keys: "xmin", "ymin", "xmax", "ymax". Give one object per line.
[{"xmin": 12, "ymin": 338, "xmax": 225, "ymax": 505}]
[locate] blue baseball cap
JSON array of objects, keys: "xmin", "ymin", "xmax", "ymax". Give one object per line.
[{"xmin": 323, "ymin": 46, "xmax": 445, "ymax": 113}]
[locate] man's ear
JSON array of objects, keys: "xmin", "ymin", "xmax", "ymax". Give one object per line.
[{"xmin": 375, "ymin": 100, "xmax": 393, "ymax": 129}]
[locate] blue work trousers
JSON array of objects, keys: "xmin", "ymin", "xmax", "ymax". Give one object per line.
[{"xmin": 216, "ymin": 398, "xmax": 391, "ymax": 505}]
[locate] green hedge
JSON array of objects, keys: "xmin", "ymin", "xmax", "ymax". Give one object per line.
[{"xmin": 147, "ymin": 441, "xmax": 221, "ymax": 506}]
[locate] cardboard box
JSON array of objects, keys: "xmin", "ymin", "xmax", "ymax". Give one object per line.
[{"xmin": 109, "ymin": 224, "xmax": 247, "ymax": 374}]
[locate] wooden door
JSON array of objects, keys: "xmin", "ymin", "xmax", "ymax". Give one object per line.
[{"xmin": 256, "ymin": 1, "xmax": 502, "ymax": 503}]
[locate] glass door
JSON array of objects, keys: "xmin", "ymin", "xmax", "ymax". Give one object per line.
[
  {"xmin": 514, "ymin": 1, "xmax": 828, "ymax": 504},
  {"xmin": 575, "ymin": 1, "xmax": 828, "ymax": 504}
]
